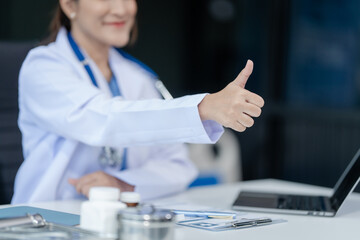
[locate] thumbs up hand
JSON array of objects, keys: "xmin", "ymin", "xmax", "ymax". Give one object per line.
[{"xmin": 198, "ymin": 60, "xmax": 264, "ymax": 132}]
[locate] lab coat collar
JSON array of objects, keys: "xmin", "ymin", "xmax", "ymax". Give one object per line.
[
  {"xmin": 54, "ymin": 27, "xmax": 155, "ymax": 101},
  {"xmin": 55, "ymin": 27, "xmax": 124, "ymax": 99}
]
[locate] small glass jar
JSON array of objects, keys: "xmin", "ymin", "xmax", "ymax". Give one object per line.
[
  {"xmin": 120, "ymin": 192, "xmax": 141, "ymax": 207},
  {"xmin": 118, "ymin": 205, "xmax": 174, "ymax": 240}
]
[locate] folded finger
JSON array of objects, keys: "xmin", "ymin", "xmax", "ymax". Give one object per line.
[
  {"xmin": 245, "ymin": 92, "xmax": 265, "ymax": 108},
  {"xmin": 238, "ymin": 113, "xmax": 254, "ymax": 128},
  {"xmin": 229, "ymin": 120, "xmax": 246, "ymax": 132},
  {"xmin": 243, "ymin": 103, "xmax": 262, "ymax": 117}
]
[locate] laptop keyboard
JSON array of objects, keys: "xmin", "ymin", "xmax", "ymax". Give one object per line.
[{"xmin": 279, "ymin": 196, "xmax": 325, "ymax": 211}]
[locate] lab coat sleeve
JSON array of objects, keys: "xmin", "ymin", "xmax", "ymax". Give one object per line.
[
  {"xmin": 105, "ymin": 144, "xmax": 198, "ymax": 200},
  {"xmin": 19, "ymin": 49, "xmax": 224, "ymax": 147}
]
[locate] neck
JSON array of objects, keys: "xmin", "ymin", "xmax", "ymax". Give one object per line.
[{"xmin": 71, "ymin": 27, "xmax": 112, "ymax": 81}]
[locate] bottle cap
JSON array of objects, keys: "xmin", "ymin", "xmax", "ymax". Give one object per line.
[
  {"xmin": 120, "ymin": 192, "xmax": 141, "ymax": 203},
  {"xmin": 89, "ymin": 187, "xmax": 120, "ymax": 201}
]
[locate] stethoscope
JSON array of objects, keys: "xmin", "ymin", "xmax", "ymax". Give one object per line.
[{"xmin": 67, "ymin": 32, "xmax": 173, "ymax": 169}]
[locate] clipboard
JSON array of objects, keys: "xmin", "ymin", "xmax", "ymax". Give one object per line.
[{"xmin": 0, "ymin": 206, "xmax": 80, "ymax": 226}]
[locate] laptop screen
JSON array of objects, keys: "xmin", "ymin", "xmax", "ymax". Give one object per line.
[{"xmin": 330, "ymin": 147, "xmax": 360, "ymax": 210}]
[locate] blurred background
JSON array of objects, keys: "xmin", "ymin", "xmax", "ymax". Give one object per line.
[{"xmin": 1, "ymin": 0, "xmax": 360, "ymax": 203}]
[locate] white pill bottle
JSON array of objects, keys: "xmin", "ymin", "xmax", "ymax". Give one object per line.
[{"xmin": 80, "ymin": 187, "xmax": 126, "ymax": 237}]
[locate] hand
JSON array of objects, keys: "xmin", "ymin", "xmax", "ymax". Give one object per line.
[
  {"xmin": 68, "ymin": 171, "xmax": 135, "ymax": 198},
  {"xmin": 198, "ymin": 60, "xmax": 264, "ymax": 132}
]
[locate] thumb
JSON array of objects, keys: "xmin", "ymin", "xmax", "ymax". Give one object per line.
[
  {"xmin": 68, "ymin": 178, "xmax": 78, "ymax": 185},
  {"xmin": 233, "ymin": 60, "xmax": 253, "ymax": 88}
]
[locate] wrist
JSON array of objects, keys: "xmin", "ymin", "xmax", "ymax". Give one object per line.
[{"xmin": 198, "ymin": 94, "xmax": 212, "ymax": 121}]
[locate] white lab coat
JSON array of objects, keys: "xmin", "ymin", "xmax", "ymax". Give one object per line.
[{"xmin": 12, "ymin": 28, "xmax": 224, "ymax": 204}]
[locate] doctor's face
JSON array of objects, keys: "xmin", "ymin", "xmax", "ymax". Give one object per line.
[{"xmin": 70, "ymin": 0, "xmax": 137, "ymax": 47}]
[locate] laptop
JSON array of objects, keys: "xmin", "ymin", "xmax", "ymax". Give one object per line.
[{"xmin": 232, "ymin": 147, "xmax": 360, "ymax": 217}]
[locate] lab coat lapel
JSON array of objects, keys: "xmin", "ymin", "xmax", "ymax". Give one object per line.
[
  {"xmin": 109, "ymin": 48, "xmax": 160, "ymax": 101},
  {"xmin": 109, "ymin": 48, "xmax": 130, "ymax": 100},
  {"xmin": 57, "ymin": 27, "xmax": 113, "ymax": 98},
  {"xmin": 81, "ymin": 53, "xmax": 113, "ymax": 99}
]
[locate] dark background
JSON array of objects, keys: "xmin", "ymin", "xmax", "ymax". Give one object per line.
[{"xmin": 1, "ymin": 0, "xmax": 360, "ymax": 203}]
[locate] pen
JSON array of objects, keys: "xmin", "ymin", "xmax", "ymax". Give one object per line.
[
  {"xmin": 171, "ymin": 210, "xmax": 237, "ymax": 219},
  {"xmin": 221, "ymin": 218, "xmax": 273, "ymax": 229},
  {"xmin": 155, "ymin": 80, "xmax": 174, "ymax": 100},
  {"xmin": 0, "ymin": 214, "xmax": 46, "ymax": 229}
]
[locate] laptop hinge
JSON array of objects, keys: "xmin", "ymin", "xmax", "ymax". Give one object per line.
[{"xmin": 329, "ymin": 197, "xmax": 339, "ymax": 211}]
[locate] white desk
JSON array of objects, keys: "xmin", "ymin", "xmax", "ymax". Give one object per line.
[{"xmin": 26, "ymin": 179, "xmax": 360, "ymax": 240}]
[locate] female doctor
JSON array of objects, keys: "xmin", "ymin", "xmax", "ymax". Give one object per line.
[{"xmin": 12, "ymin": 0, "xmax": 265, "ymax": 204}]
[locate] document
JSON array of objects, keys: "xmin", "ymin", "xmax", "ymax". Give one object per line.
[
  {"xmin": 177, "ymin": 215, "xmax": 286, "ymax": 231},
  {"xmin": 151, "ymin": 200, "xmax": 286, "ymax": 231}
]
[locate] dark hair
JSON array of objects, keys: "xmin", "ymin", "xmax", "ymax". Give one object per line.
[
  {"xmin": 42, "ymin": 3, "xmax": 138, "ymax": 46},
  {"xmin": 41, "ymin": 4, "xmax": 70, "ymax": 45}
]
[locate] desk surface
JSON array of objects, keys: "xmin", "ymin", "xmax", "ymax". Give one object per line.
[{"xmin": 25, "ymin": 179, "xmax": 360, "ymax": 240}]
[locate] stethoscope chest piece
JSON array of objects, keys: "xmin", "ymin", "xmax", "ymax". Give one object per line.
[{"xmin": 99, "ymin": 147, "xmax": 124, "ymax": 169}]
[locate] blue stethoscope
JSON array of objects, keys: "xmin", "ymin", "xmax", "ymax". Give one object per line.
[{"xmin": 67, "ymin": 32, "xmax": 173, "ymax": 169}]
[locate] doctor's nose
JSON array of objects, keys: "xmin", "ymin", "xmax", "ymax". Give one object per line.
[{"xmin": 109, "ymin": 0, "xmax": 130, "ymax": 16}]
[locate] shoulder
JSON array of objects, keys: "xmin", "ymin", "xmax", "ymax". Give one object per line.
[
  {"xmin": 19, "ymin": 30, "xmax": 84, "ymax": 93},
  {"xmin": 21, "ymin": 28, "xmax": 77, "ymax": 74},
  {"xmin": 19, "ymin": 44, "xmax": 80, "ymax": 93},
  {"xmin": 22, "ymin": 45, "xmax": 67, "ymax": 71}
]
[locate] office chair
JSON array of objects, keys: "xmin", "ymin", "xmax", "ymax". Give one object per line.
[
  {"xmin": 188, "ymin": 129, "xmax": 242, "ymax": 187},
  {"xmin": 0, "ymin": 41, "xmax": 34, "ymax": 204}
]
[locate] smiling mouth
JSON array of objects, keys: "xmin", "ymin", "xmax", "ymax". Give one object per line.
[{"xmin": 104, "ymin": 22, "xmax": 126, "ymax": 28}]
